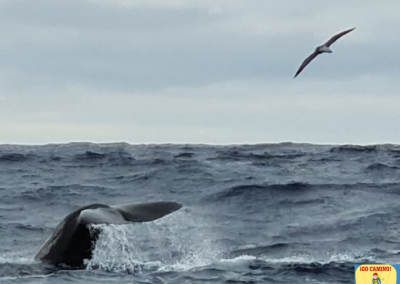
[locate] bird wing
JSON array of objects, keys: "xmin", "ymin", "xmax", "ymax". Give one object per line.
[
  {"xmin": 324, "ymin": 27, "xmax": 356, "ymax": 47},
  {"xmin": 294, "ymin": 51, "xmax": 319, "ymax": 78}
]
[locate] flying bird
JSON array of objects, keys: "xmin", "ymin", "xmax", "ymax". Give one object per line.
[{"xmin": 294, "ymin": 27, "xmax": 356, "ymax": 78}]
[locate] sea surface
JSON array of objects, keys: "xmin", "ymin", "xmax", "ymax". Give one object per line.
[{"xmin": 0, "ymin": 142, "xmax": 399, "ymax": 283}]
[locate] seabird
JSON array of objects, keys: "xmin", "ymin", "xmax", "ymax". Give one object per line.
[{"xmin": 294, "ymin": 27, "xmax": 356, "ymax": 78}]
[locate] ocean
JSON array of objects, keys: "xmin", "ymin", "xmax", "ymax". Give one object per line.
[{"xmin": 0, "ymin": 142, "xmax": 399, "ymax": 283}]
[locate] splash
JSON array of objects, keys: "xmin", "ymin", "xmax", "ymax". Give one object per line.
[
  {"xmin": 259, "ymin": 252, "xmax": 375, "ymax": 265},
  {"xmin": 86, "ymin": 209, "xmax": 223, "ymax": 273},
  {"xmin": 86, "ymin": 224, "xmax": 142, "ymax": 273},
  {"xmin": 212, "ymin": 255, "xmax": 257, "ymax": 272}
]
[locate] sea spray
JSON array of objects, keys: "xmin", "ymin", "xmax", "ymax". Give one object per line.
[{"xmin": 87, "ymin": 208, "xmax": 224, "ymax": 273}]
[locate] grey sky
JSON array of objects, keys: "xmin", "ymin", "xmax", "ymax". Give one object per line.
[{"xmin": 1, "ymin": 0, "xmax": 399, "ymax": 145}]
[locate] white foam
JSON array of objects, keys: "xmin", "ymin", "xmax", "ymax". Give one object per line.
[
  {"xmin": 0, "ymin": 255, "xmax": 35, "ymax": 265},
  {"xmin": 259, "ymin": 252, "xmax": 374, "ymax": 265},
  {"xmin": 212, "ymin": 255, "xmax": 257, "ymax": 272},
  {"xmin": 86, "ymin": 209, "xmax": 224, "ymax": 273},
  {"xmin": 237, "ymin": 244, "xmax": 257, "ymax": 250}
]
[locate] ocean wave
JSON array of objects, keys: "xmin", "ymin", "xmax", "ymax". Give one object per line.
[
  {"xmin": 209, "ymin": 181, "xmax": 400, "ymax": 202},
  {"xmin": 279, "ymin": 197, "xmax": 326, "ymax": 206},
  {"xmin": 174, "ymin": 152, "xmax": 195, "ymax": 159},
  {"xmin": 0, "ymin": 261, "xmax": 56, "ymax": 280},
  {"xmin": 74, "ymin": 151, "xmax": 107, "ymax": 161},
  {"xmin": 1, "ymin": 142, "xmax": 399, "ymax": 283},
  {"xmin": 73, "ymin": 150, "xmax": 135, "ymax": 166},
  {"xmin": 0, "ymin": 153, "xmax": 34, "ymax": 162},
  {"xmin": 15, "ymin": 185, "xmax": 111, "ymax": 203},
  {"xmin": 231, "ymin": 243, "xmax": 301, "ymax": 257},
  {"xmin": 366, "ymin": 163, "xmax": 400, "ymax": 171},
  {"xmin": 211, "ymin": 150, "xmax": 306, "ymax": 162},
  {"xmin": 330, "ymin": 144, "xmax": 379, "ymax": 154},
  {"xmin": 212, "ymin": 182, "xmax": 313, "ymax": 199}
]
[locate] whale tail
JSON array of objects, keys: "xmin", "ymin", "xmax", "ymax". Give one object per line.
[
  {"xmin": 114, "ymin": 201, "xmax": 182, "ymax": 222},
  {"xmin": 35, "ymin": 201, "xmax": 182, "ymax": 268},
  {"xmin": 79, "ymin": 201, "xmax": 182, "ymax": 225}
]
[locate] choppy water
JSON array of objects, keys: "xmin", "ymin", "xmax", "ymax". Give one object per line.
[{"xmin": 0, "ymin": 142, "xmax": 399, "ymax": 283}]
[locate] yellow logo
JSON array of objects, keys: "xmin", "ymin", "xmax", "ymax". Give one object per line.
[{"xmin": 355, "ymin": 264, "xmax": 396, "ymax": 284}]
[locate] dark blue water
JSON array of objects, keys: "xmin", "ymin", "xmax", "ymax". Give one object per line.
[{"xmin": 0, "ymin": 142, "xmax": 399, "ymax": 283}]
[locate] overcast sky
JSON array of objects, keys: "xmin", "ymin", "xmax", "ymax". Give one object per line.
[{"xmin": 0, "ymin": 0, "xmax": 399, "ymax": 145}]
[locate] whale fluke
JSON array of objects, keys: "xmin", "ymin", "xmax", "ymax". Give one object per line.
[{"xmin": 34, "ymin": 201, "xmax": 182, "ymax": 268}]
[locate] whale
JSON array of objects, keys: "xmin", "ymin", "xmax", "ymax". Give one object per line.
[{"xmin": 34, "ymin": 201, "xmax": 182, "ymax": 268}]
